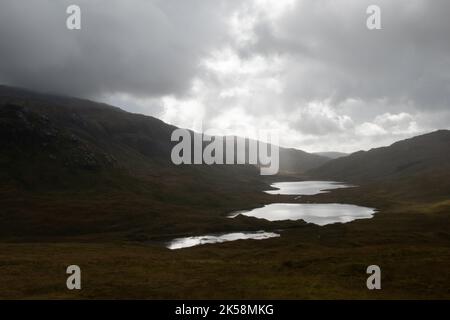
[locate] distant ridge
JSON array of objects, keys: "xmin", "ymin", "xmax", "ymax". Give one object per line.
[
  {"xmin": 313, "ymin": 151, "xmax": 348, "ymax": 159},
  {"xmin": 308, "ymin": 130, "xmax": 450, "ymax": 183}
]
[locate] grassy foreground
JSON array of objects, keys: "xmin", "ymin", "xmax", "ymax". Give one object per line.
[{"xmin": 0, "ymin": 183, "xmax": 449, "ymax": 299}]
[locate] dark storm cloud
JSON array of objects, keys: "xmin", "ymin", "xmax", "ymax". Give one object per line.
[
  {"xmin": 0, "ymin": 0, "xmax": 239, "ymax": 98},
  {"xmin": 1, "ymin": 0, "xmax": 449, "ymax": 152}
]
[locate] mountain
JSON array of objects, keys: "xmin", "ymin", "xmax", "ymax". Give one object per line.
[
  {"xmin": 278, "ymin": 147, "xmax": 329, "ymax": 174},
  {"xmin": 0, "ymin": 85, "xmax": 326, "ymax": 190},
  {"xmin": 0, "ymin": 85, "xmax": 331, "ymax": 241},
  {"xmin": 308, "ymin": 130, "xmax": 450, "ymax": 183},
  {"xmin": 313, "ymin": 151, "xmax": 348, "ymax": 159},
  {"xmin": 0, "ymin": 86, "xmax": 257, "ymax": 192}
]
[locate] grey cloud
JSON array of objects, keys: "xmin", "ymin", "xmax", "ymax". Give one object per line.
[
  {"xmin": 1, "ymin": 0, "xmax": 449, "ymax": 152},
  {"xmin": 250, "ymin": 0, "xmax": 450, "ymax": 111},
  {"xmin": 0, "ymin": 0, "xmax": 240, "ymax": 99}
]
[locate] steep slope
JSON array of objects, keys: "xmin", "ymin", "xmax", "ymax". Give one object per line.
[
  {"xmin": 0, "ymin": 86, "xmax": 269, "ymax": 193},
  {"xmin": 0, "ymin": 86, "xmax": 331, "ymax": 241},
  {"xmin": 0, "ymin": 86, "xmax": 267, "ymax": 240},
  {"xmin": 0, "ymin": 85, "xmax": 326, "ymax": 187},
  {"xmin": 308, "ymin": 130, "xmax": 450, "ymax": 183}
]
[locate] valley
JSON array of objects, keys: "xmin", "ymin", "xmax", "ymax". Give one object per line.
[{"xmin": 0, "ymin": 86, "xmax": 449, "ymax": 299}]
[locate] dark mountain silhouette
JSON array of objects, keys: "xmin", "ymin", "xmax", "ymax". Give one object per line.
[
  {"xmin": 308, "ymin": 130, "xmax": 450, "ymax": 183},
  {"xmin": 0, "ymin": 85, "xmax": 327, "ymax": 191},
  {"xmin": 0, "ymin": 85, "xmax": 332, "ymax": 241}
]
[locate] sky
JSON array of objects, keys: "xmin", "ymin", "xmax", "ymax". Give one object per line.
[{"xmin": 0, "ymin": 0, "xmax": 449, "ymax": 153}]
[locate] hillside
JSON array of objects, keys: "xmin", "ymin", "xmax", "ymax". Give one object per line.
[
  {"xmin": 1, "ymin": 86, "xmax": 449, "ymax": 299},
  {"xmin": 0, "ymin": 86, "xmax": 326, "ymax": 187},
  {"xmin": 278, "ymin": 147, "xmax": 329, "ymax": 174},
  {"xmin": 0, "ymin": 86, "xmax": 325, "ymax": 241},
  {"xmin": 308, "ymin": 130, "xmax": 450, "ymax": 196}
]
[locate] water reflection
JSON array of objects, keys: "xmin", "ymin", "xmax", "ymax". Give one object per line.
[
  {"xmin": 230, "ymin": 203, "xmax": 375, "ymax": 226},
  {"xmin": 265, "ymin": 181, "xmax": 354, "ymax": 195},
  {"xmin": 167, "ymin": 231, "xmax": 280, "ymax": 250}
]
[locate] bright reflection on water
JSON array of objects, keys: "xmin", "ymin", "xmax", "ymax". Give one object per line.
[
  {"xmin": 265, "ymin": 181, "xmax": 354, "ymax": 195},
  {"xmin": 166, "ymin": 181, "xmax": 375, "ymax": 249},
  {"xmin": 230, "ymin": 203, "xmax": 376, "ymax": 226},
  {"xmin": 167, "ymin": 231, "xmax": 280, "ymax": 250}
]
